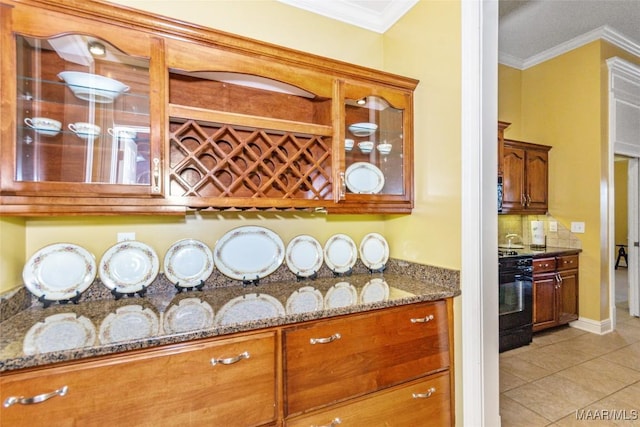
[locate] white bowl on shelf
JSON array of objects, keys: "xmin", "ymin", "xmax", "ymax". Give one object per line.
[
  {"xmin": 376, "ymin": 143, "xmax": 392, "ymax": 155},
  {"xmin": 358, "ymin": 141, "xmax": 374, "ymax": 153},
  {"xmin": 58, "ymin": 71, "xmax": 129, "ymax": 104},
  {"xmin": 348, "ymin": 122, "xmax": 377, "ymax": 137}
]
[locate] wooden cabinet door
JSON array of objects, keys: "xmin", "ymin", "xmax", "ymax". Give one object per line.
[
  {"xmin": 283, "ymin": 301, "xmax": 450, "ymax": 416},
  {"xmin": 525, "ymin": 148, "xmax": 549, "ymax": 211},
  {"xmin": 502, "ymin": 145, "xmax": 526, "ymax": 211},
  {"xmin": 0, "ymin": 332, "xmax": 277, "ymax": 427},
  {"xmin": 533, "ymin": 274, "xmax": 558, "ymax": 331},
  {"xmin": 558, "ymin": 268, "xmax": 579, "ymax": 325},
  {"xmin": 284, "ymin": 372, "xmax": 452, "ymax": 427}
]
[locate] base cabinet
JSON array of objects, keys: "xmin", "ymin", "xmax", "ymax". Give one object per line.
[
  {"xmin": 533, "ymin": 254, "xmax": 579, "ymax": 332},
  {"xmin": 284, "ymin": 372, "xmax": 451, "ymax": 427}
]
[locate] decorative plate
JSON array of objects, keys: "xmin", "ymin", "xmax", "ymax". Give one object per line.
[
  {"xmin": 163, "ymin": 297, "xmax": 215, "ymax": 334},
  {"xmin": 345, "ymin": 162, "xmax": 385, "ymax": 194},
  {"xmin": 285, "ymin": 286, "xmax": 324, "ymax": 314},
  {"xmin": 324, "ymin": 282, "xmax": 358, "ymax": 309},
  {"xmin": 348, "ymin": 122, "xmax": 378, "ymax": 137},
  {"xmin": 99, "ymin": 305, "xmax": 159, "ymax": 344},
  {"xmin": 360, "ymin": 278, "xmax": 390, "ymax": 304},
  {"xmin": 214, "ymin": 293, "xmax": 285, "ymax": 326},
  {"xmin": 359, "ymin": 233, "xmax": 390, "ymax": 270},
  {"xmin": 163, "ymin": 239, "xmax": 214, "ymax": 288},
  {"xmin": 23, "ymin": 243, "xmax": 97, "ymax": 301},
  {"xmin": 58, "ymin": 71, "xmax": 129, "ymax": 104},
  {"xmin": 285, "ymin": 235, "xmax": 324, "ymax": 278},
  {"xmin": 213, "ymin": 226, "xmax": 285, "ymax": 282},
  {"xmin": 323, "ymin": 234, "xmax": 358, "ymax": 274},
  {"xmin": 99, "ymin": 241, "xmax": 159, "ymax": 294},
  {"xmin": 23, "ymin": 313, "xmax": 96, "ymax": 355}
]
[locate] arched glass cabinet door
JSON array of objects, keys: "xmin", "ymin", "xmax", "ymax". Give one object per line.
[{"xmin": 12, "ymin": 33, "xmax": 154, "ymax": 192}]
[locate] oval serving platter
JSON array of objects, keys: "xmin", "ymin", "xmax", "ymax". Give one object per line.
[
  {"xmin": 345, "ymin": 162, "xmax": 385, "ymax": 194},
  {"xmin": 213, "ymin": 226, "xmax": 285, "ymax": 282}
]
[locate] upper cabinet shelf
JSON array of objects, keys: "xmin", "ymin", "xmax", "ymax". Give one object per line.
[{"xmin": 0, "ymin": 0, "xmax": 418, "ymax": 215}]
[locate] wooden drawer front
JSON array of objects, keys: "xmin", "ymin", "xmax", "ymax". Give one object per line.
[
  {"xmin": 533, "ymin": 257, "xmax": 556, "ymax": 274},
  {"xmin": 0, "ymin": 332, "xmax": 276, "ymax": 427},
  {"xmin": 285, "ymin": 372, "xmax": 451, "ymax": 427},
  {"xmin": 557, "ymin": 254, "xmax": 579, "ymax": 271},
  {"xmin": 283, "ymin": 301, "xmax": 449, "ymax": 415}
]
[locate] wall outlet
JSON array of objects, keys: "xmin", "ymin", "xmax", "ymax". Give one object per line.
[
  {"xmin": 549, "ymin": 221, "xmax": 558, "ymax": 232},
  {"xmin": 570, "ymin": 222, "xmax": 585, "ymax": 233},
  {"xmin": 117, "ymin": 232, "xmax": 136, "ymax": 242}
]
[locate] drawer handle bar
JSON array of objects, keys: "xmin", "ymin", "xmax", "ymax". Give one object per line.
[
  {"xmin": 4, "ymin": 385, "xmax": 68, "ymax": 408},
  {"xmin": 410, "ymin": 314, "xmax": 434, "ymax": 323},
  {"xmin": 313, "ymin": 417, "xmax": 342, "ymax": 427},
  {"xmin": 211, "ymin": 351, "xmax": 250, "ymax": 366},
  {"xmin": 412, "ymin": 387, "xmax": 436, "ymax": 399},
  {"xmin": 310, "ymin": 333, "xmax": 341, "ymax": 345}
]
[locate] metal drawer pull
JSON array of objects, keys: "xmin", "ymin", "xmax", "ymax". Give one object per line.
[
  {"xmin": 4, "ymin": 385, "xmax": 68, "ymax": 408},
  {"xmin": 410, "ymin": 314, "xmax": 434, "ymax": 323},
  {"xmin": 211, "ymin": 351, "xmax": 250, "ymax": 366},
  {"xmin": 412, "ymin": 387, "xmax": 436, "ymax": 399},
  {"xmin": 310, "ymin": 333, "xmax": 341, "ymax": 344},
  {"xmin": 313, "ymin": 417, "xmax": 342, "ymax": 427}
]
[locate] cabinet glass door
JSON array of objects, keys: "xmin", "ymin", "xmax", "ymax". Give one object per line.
[
  {"xmin": 344, "ymin": 95, "xmax": 404, "ymax": 196},
  {"xmin": 15, "ymin": 34, "xmax": 150, "ymax": 186}
]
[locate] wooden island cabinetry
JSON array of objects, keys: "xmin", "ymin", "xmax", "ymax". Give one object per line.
[
  {"xmin": 0, "ymin": 300, "xmax": 454, "ymax": 427},
  {"xmin": 0, "ymin": 0, "xmax": 418, "ymax": 215},
  {"xmin": 532, "ymin": 254, "xmax": 579, "ymax": 332}
]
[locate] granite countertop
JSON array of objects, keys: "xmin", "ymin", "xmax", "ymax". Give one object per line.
[
  {"xmin": 0, "ymin": 259, "xmax": 460, "ymax": 373},
  {"xmin": 520, "ymin": 246, "xmax": 581, "ymax": 257}
]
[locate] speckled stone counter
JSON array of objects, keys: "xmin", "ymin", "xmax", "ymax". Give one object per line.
[{"xmin": 0, "ymin": 259, "xmax": 460, "ymax": 373}]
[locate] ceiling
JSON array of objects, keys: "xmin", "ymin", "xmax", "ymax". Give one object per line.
[{"xmin": 280, "ymin": 0, "xmax": 640, "ymax": 70}]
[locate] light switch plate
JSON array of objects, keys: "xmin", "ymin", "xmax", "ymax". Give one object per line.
[
  {"xmin": 549, "ymin": 221, "xmax": 558, "ymax": 232},
  {"xmin": 117, "ymin": 232, "xmax": 136, "ymax": 242},
  {"xmin": 570, "ymin": 222, "xmax": 585, "ymax": 233}
]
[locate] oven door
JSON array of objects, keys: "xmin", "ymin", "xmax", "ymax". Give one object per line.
[{"xmin": 498, "ymin": 273, "xmax": 532, "ymax": 331}]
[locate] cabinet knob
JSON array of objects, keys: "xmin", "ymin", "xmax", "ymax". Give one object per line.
[
  {"xmin": 412, "ymin": 387, "xmax": 437, "ymax": 399},
  {"xmin": 410, "ymin": 314, "xmax": 435, "ymax": 323},
  {"xmin": 210, "ymin": 351, "xmax": 250, "ymax": 366},
  {"xmin": 310, "ymin": 333, "xmax": 341, "ymax": 345},
  {"xmin": 4, "ymin": 385, "xmax": 68, "ymax": 408}
]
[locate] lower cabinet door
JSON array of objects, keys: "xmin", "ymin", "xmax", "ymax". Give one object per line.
[
  {"xmin": 284, "ymin": 372, "xmax": 451, "ymax": 427},
  {"xmin": 0, "ymin": 331, "xmax": 276, "ymax": 427}
]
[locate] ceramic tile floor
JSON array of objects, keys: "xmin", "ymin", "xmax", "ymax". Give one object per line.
[{"xmin": 500, "ymin": 304, "xmax": 640, "ymax": 426}]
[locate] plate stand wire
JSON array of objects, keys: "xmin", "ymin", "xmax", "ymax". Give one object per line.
[
  {"xmin": 332, "ymin": 267, "xmax": 353, "ymax": 277},
  {"xmin": 368, "ymin": 264, "xmax": 387, "ymax": 274},
  {"xmin": 37, "ymin": 291, "xmax": 82, "ymax": 308},
  {"xmin": 174, "ymin": 280, "xmax": 205, "ymax": 293},
  {"xmin": 242, "ymin": 275, "xmax": 260, "ymax": 287},
  {"xmin": 111, "ymin": 285, "xmax": 148, "ymax": 300},
  {"xmin": 296, "ymin": 271, "xmax": 318, "ymax": 282}
]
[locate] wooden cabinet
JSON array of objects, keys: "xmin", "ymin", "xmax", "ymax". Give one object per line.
[
  {"xmin": 497, "ymin": 121, "xmax": 511, "ymax": 177},
  {"xmin": 501, "ymin": 139, "xmax": 551, "ymax": 214},
  {"xmin": 532, "ymin": 254, "xmax": 579, "ymax": 332},
  {"xmin": 0, "ymin": 0, "xmax": 418, "ymax": 215},
  {"xmin": 0, "ymin": 332, "xmax": 277, "ymax": 427},
  {"xmin": 283, "ymin": 300, "xmax": 453, "ymax": 424}
]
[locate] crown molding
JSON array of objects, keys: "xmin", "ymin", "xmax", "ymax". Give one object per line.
[
  {"xmin": 277, "ymin": 0, "xmax": 419, "ymax": 33},
  {"xmin": 499, "ymin": 25, "xmax": 640, "ymax": 70}
]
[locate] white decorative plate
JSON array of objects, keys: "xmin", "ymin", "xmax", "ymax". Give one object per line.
[
  {"xmin": 163, "ymin": 298, "xmax": 214, "ymax": 334},
  {"xmin": 163, "ymin": 239, "xmax": 214, "ymax": 288},
  {"xmin": 285, "ymin": 235, "xmax": 323, "ymax": 278},
  {"xmin": 214, "ymin": 293, "xmax": 285, "ymax": 326},
  {"xmin": 23, "ymin": 243, "xmax": 97, "ymax": 301},
  {"xmin": 325, "ymin": 282, "xmax": 358, "ymax": 309},
  {"xmin": 213, "ymin": 226, "xmax": 285, "ymax": 281},
  {"xmin": 99, "ymin": 305, "xmax": 159, "ymax": 344},
  {"xmin": 323, "ymin": 234, "xmax": 358, "ymax": 274},
  {"xmin": 286, "ymin": 286, "xmax": 324, "ymax": 314},
  {"xmin": 360, "ymin": 278, "xmax": 390, "ymax": 304},
  {"xmin": 23, "ymin": 313, "xmax": 96, "ymax": 355},
  {"xmin": 345, "ymin": 162, "xmax": 385, "ymax": 194},
  {"xmin": 348, "ymin": 122, "xmax": 378, "ymax": 137},
  {"xmin": 359, "ymin": 233, "xmax": 390, "ymax": 270},
  {"xmin": 99, "ymin": 241, "xmax": 159, "ymax": 294}
]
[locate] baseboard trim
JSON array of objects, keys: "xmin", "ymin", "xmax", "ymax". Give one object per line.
[{"xmin": 570, "ymin": 316, "xmax": 613, "ymax": 335}]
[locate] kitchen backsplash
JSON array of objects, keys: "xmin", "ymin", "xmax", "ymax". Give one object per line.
[{"xmin": 498, "ymin": 215, "xmax": 582, "ymax": 249}]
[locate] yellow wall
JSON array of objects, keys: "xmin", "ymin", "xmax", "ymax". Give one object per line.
[
  {"xmin": 498, "ymin": 64, "xmax": 523, "ymax": 138},
  {"xmin": 614, "ymin": 159, "xmax": 629, "ymax": 245},
  {"xmin": 0, "ymin": 218, "xmax": 26, "ymax": 290}
]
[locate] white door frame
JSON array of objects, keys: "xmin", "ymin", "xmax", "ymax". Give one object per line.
[
  {"xmin": 461, "ymin": 0, "xmax": 500, "ymax": 425},
  {"xmin": 627, "ymin": 158, "xmax": 639, "ymax": 317}
]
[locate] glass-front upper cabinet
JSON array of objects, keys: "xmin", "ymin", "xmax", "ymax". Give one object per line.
[
  {"xmin": 1, "ymin": 5, "xmax": 162, "ymax": 204},
  {"xmin": 340, "ymin": 82, "xmax": 414, "ymax": 212}
]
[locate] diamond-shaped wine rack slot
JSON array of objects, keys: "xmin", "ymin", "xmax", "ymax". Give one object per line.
[{"xmin": 169, "ymin": 120, "xmax": 333, "ymax": 200}]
